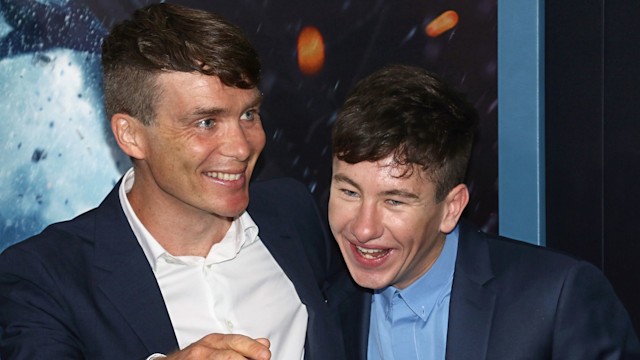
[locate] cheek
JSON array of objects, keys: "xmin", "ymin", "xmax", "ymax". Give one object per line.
[
  {"xmin": 327, "ymin": 197, "xmax": 346, "ymax": 233},
  {"xmin": 163, "ymin": 133, "xmax": 204, "ymax": 156},
  {"xmin": 246, "ymin": 126, "xmax": 266, "ymax": 152},
  {"xmin": 381, "ymin": 211, "xmax": 411, "ymax": 232},
  {"xmin": 382, "ymin": 212, "xmax": 425, "ymax": 247}
]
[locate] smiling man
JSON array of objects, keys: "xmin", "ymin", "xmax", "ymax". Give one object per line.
[
  {"xmin": 0, "ymin": 4, "xmax": 345, "ymax": 360},
  {"xmin": 329, "ymin": 64, "xmax": 640, "ymax": 359}
]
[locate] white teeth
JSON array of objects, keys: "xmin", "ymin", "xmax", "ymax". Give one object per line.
[
  {"xmin": 356, "ymin": 246, "xmax": 389, "ymax": 259},
  {"xmin": 205, "ymin": 172, "xmax": 241, "ymax": 181}
]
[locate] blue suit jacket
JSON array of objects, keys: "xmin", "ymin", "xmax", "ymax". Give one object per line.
[
  {"xmin": 0, "ymin": 177, "xmax": 346, "ymax": 360},
  {"xmin": 334, "ymin": 219, "xmax": 640, "ymax": 360}
]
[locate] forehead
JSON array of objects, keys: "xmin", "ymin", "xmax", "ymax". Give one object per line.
[
  {"xmin": 332, "ymin": 156, "xmax": 435, "ymax": 194},
  {"xmin": 156, "ymin": 71, "xmax": 256, "ymax": 91},
  {"xmin": 154, "ymin": 72, "xmax": 261, "ymax": 106}
]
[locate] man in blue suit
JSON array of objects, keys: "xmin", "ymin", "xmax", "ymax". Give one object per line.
[
  {"xmin": 0, "ymin": 3, "xmax": 345, "ymax": 359},
  {"xmin": 328, "ymin": 64, "xmax": 640, "ymax": 359}
]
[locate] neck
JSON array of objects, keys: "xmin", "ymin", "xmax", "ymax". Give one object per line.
[{"xmin": 127, "ymin": 181, "xmax": 233, "ymax": 258}]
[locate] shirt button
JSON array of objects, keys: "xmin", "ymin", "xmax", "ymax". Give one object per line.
[{"xmin": 225, "ymin": 319, "xmax": 234, "ymax": 332}]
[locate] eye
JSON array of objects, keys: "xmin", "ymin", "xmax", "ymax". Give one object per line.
[
  {"xmin": 240, "ymin": 109, "xmax": 259, "ymax": 121},
  {"xmin": 385, "ymin": 199, "xmax": 404, "ymax": 206},
  {"xmin": 196, "ymin": 119, "xmax": 215, "ymax": 129},
  {"xmin": 341, "ymin": 189, "xmax": 359, "ymax": 198}
]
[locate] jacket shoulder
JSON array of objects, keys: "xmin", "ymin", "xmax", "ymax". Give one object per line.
[
  {"xmin": 1, "ymin": 207, "xmax": 98, "ymax": 260},
  {"xmin": 454, "ymin": 220, "xmax": 640, "ymax": 357},
  {"xmin": 460, "ymin": 219, "xmax": 585, "ymax": 275}
]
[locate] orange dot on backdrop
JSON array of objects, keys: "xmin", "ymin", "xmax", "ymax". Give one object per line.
[
  {"xmin": 297, "ymin": 26, "xmax": 325, "ymax": 75},
  {"xmin": 425, "ymin": 10, "xmax": 459, "ymax": 38}
]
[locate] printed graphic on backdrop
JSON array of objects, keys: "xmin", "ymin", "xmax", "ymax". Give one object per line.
[{"xmin": 0, "ymin": 0, "xmax": 497, "ymax": 252}]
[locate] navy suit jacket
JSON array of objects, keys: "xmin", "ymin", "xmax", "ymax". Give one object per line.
[
  {"xmin": 334, "ymin": 219, "xmax": 640, "ymax": 360},
  {"xmin": 0, "ymin": 177, "xmax": 346, "ymax": 360}
]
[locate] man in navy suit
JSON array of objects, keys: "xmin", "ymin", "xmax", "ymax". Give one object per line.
[
  {"xmin": 0, "ymin": 3, "xmax": 345, "ymax": 359},
  {"xmin": 328, "ymin": 64, "xmax": 640, "ymax": 359}
]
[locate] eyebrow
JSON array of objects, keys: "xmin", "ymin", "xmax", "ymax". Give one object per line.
[
  {"xmin": 332, "ymin": 173, "xmax": 360, "ymax": 190},
  {"xmin": 246, "ymin": 92, "xmax": 264, "ymax": 109},
  {"xmin": 381, "ymin": 189, "xmax": 420, "ymax": 200},
  {"xmin": 332, "ymin": 173, "xmax": 420, "ymax": 200}
]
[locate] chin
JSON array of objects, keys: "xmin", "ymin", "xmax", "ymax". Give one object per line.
[
  {"xmin": 349, "ymin": 270, "xmax": 391, "ymax": 290},
  {"xmin": 220, "ymin": 198, "xmax": 249, "ymax": 214},
  {"xmin": 223, "ymin": 207, "xmax": 248, "ymax": 218},
  {"xmin": 208, "ymin": 205, "xmax": 246, "ymax": 219}
]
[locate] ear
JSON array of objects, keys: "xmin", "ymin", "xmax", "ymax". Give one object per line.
[
  {"xmin": 439, "ymin": 183, "xmax": 470, "ymax": 234},
  {"xmin": 111, "ymin": 113, "xmax": 145, "ymax": 160}
]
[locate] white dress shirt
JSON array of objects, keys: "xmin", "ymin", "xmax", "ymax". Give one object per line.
[{"xmin": 119, "ymin": 168, "xmax": 307, "ymax": 359}]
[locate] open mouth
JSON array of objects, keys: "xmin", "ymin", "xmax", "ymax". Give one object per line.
[
  {"xmin": 356, "ymin": 245, "xmax": 390, "ymax": 259},
  {"xmin": 204, "ymin": 171, "xmax": 242, "ymax": 181}
]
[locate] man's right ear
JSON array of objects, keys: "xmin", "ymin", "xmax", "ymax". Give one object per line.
[{"xmin": 111, "ymin": 113, "xmax": 145, "ymax": 160}]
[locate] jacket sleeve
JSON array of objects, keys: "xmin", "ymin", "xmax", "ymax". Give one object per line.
[
  {"xmin": 551, "ymin": 261, "xmax": 640, "ymax": 359},
  {"xmin": 0, "ymin": 245, "xmax": 84, "ymax": 359}
]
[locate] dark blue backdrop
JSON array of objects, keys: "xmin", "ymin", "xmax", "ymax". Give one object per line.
[{"xmin": 0, "ymin": 0, "xmax": 497, "ymax": 252}]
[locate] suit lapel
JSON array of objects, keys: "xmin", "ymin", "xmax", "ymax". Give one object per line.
[
  {"xmin": 92, "ymin": 183, "xmax": 178, "ymax": 354},
  {"xmin": 446, "ymin": 220, "xmax": 496, "ymax": 360},
  {"xmin": 339, "ymin": 279, "xmax": 371, "ymax": 360}
]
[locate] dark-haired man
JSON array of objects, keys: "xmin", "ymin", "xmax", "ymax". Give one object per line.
[
  {"xmin": 0, "ymin": 3, "xmax": 345, "ymax": 359},
  {"xmin": 329, "ymin": 64, "xmax": 640, "ymax": 359}
]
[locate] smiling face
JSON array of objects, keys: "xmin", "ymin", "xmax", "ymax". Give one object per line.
[
  {"xmin": 114, "ymin": 71, "xmax": 265, "ymax": 222},
  {"xmin": 328, "ymin": 155, "xmax": 468, "ymax": 289}
]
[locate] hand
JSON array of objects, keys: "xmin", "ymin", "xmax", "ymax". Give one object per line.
[{"xmin": 165, "ymin": 334, "xmax": 271, "ymax": 360}]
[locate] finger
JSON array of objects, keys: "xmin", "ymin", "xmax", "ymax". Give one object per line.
[
  {"xmin": 202, "ymin": 334, "xmax": 271, "ymax": 360},
  {"xmin": 227, "ymin": 335, "xmax": 270, "ymax": 360},
  {"xmin": 210, "ymin": 349, "xmax": 261, "ymax": 360},
  {"xmin": 255, "ymin": 338, "xmax": 270, "ymax": 348}
]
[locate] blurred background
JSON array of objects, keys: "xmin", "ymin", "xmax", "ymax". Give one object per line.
[{"xmin": 0, "ymin": 0, "xmax": 498, "ymax": 251}]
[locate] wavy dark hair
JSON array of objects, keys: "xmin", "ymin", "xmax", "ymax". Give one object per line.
[
  {"xmin": 332, "ymin": 64, "xmax": 478, "ymax": 202},
  {"xmin": 101, "ymin": 3, "xmax": 260, "ymax": 125}
]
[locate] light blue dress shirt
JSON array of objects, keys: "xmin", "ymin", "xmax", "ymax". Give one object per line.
[{"xmin": 368, "ymin": 227, "xmax": 459, "ymax": 360}]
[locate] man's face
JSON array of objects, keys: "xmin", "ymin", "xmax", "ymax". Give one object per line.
[
  {"xmin": 130, "ymin": 72, "xmax": 265, "ymax": 220},
  {"xmin": 328, "ymin": 155, "xmax": 455, "ymax": 290}
]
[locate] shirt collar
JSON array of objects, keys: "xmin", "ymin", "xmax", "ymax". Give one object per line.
[
  {"xmin": 118, "ymin": 168, "xmax": 260, "ymax": 271},
  {"xmin": 376, "ymin": 226, "xmax": 459, "ymax": 321},
  {"xmin": 204, "ymin": 211, "xmax": 259, "ymax": 265}
]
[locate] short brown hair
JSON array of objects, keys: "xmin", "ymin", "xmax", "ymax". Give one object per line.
[
  {"xmin": 332, "ymin": 64, "xmax": 477, "ymax": 202},
  {"xmin": 101, "ymin": 3, "xmax": 260, "ymax": 125}
]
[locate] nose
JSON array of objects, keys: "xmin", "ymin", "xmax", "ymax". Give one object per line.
[
  {"xmin": 350, "ymin": 202, "xmax": 384, "ymax": 243},
  {"xmin": 220, "ymin": 122, "xmax": 252, "ymax": 161}
]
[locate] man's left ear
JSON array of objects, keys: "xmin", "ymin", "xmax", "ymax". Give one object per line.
[{"xmin": 439, "ymin": 184, "xmax": 470, "ymax": 234}]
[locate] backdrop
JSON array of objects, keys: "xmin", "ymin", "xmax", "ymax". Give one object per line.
[{"xmin": 0, "ymin": 0, "xmax": 497, "ymax": 252}]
